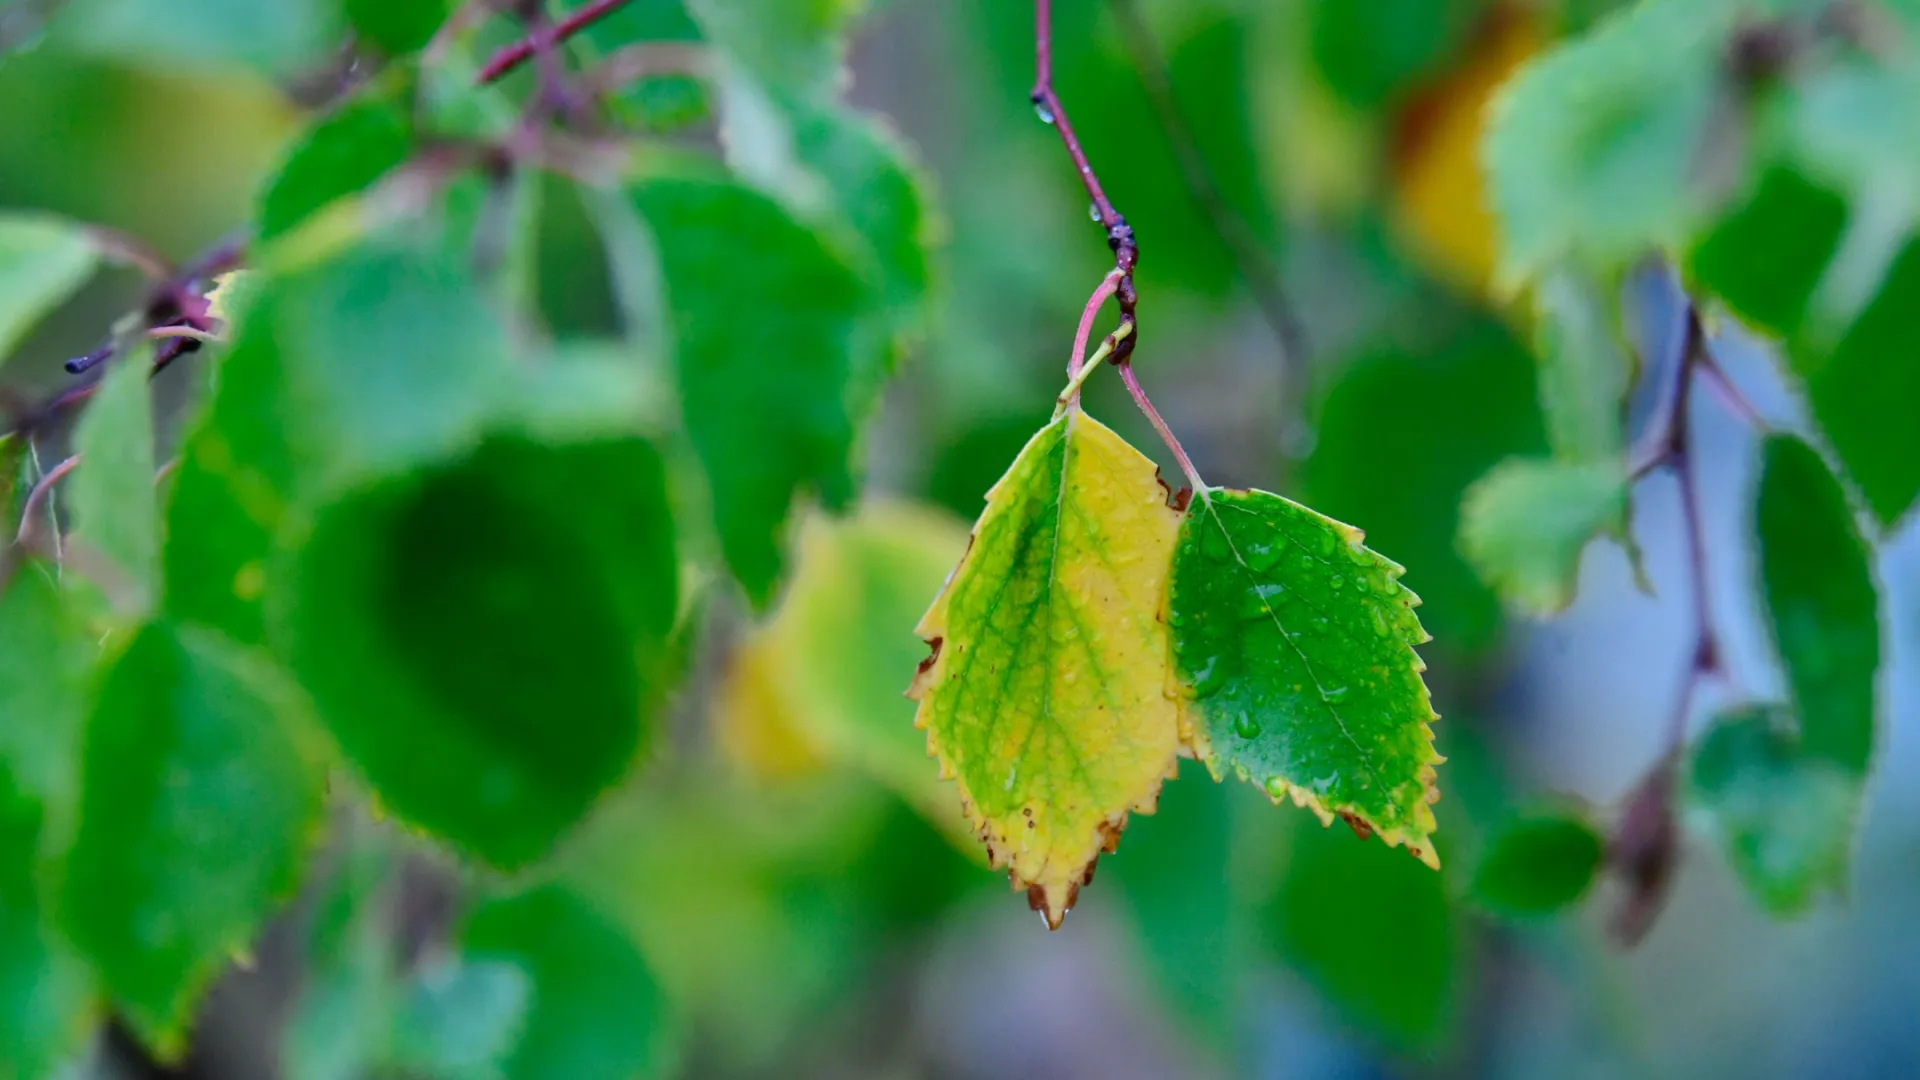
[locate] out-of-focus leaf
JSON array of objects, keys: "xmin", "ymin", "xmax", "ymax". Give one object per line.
[
  {"xmin": 1687, "ymin": 164, "xmax": 1847, "ymax": 338},
  {"xmin": 1483, "ymin": 0, "xmax": 1734, "ymax": 288},
  {"xmin": 1468, "ymin": 807, "xmax": 1604, "ymax": 917},
  {"xmin": 626, "ymin": 166, "xmax": 879, "ymax": 607},
  {"xmin": 1460, "ymin": 458, "xmax": 1628, "ymax": 615},
  {"xmin": 1308, "ymin": 0, "xmax": 1481, "ymax": 111},
  {"xmin": 684, "ymin": 0, "xmax": 864, "ymax": 105},
  {"xmin": 388, "ymin": 959, "xmax": 530, "ymax": 1080},
  {"xmin": 1788, "ymin": 240, "xmax": 1920, "ymax": 525},
  {"xmin": 909, "ymin": 406, "xmax": 1183, "ymax": 928},
  {"xmin": 0, "ymin": 569, "xmax": 95, "ymax": 1080},
  {"xmin": 343, "ymin": 0, "xmax": 449, "ymax": 57},
  {"xmin": 163, "ymin": 241, "xmax": 515, "ymax": 644},
  {"xmin": 1299, "ymin": 320, "xmax": 1548, "ymax": 655},
  {"xmin": 1533, "ymin": 269, "xmax": 1630, "ymax": 462},
  {"xmin": 0, "ymin": 214, "xmax": 98, "ymax": 368},
  {"xmin": 58, "ymin": 623, "xmax": 324, "ymax": 1058},
  {"xmin": 1690, "ymin": 705, "xmax": 1858, "ymax": 915},
  {"xmin": 1755, "ymin": 435, "xmax": 1879, "ymax": 773},
  {"xmin": 463, "ymin": 885, "xmax": 673, "ymax": 1080},
  {"xmin": 257, "ymin": 96, "xmax": 414, "ymax": 244},
  {"xmin": 68, "ymin": 343, "xmax": 158, "ymax": 613},
  {"xmin": 50, "ymin": 0, "xmax": 342, "ymax": 77},
  {"xmin": 280, "ymin": 433, "xmax": 678, "ymax": 869},
  {"xmin": 1169, "ymin": 488, "xmax": 1441, "ymax": 866},
  {"xmin": 720, "ymin": 503, "xmax": 974, "ymax": 838},
  {"xmin": 1264, "ymin": 811, "xmax": 1461, "ymax": 1053}
]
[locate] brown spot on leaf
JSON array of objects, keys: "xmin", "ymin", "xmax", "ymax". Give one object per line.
[{"xmin": 1340, "ymin": 812, "xmax": 1375, "ymax": 840}]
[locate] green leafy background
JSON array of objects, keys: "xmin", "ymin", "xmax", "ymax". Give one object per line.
[{"xmin": 1, "ymin": 0, "xmax": 1918, "ymax": 1077}]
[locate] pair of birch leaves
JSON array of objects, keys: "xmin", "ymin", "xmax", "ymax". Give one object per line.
[{"xmin": 908, "ymin": 391, "xmax": 1444, "ymax": 927}]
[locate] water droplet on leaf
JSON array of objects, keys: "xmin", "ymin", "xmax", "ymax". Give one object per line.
[{"xmin": 1233, "ymin": 712, "xmax": 1261, "ymax": 740}]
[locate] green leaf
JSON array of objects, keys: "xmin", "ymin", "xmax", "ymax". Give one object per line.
[
  {"xmin": 69, "ymin": 344, "xmax": 158, "ymax": 612},
  {"xmin": 1690, "ymin": 705, "xmax": 1859, "ymax": 914},
  {"xmin": 1789, "ymin": 239, "xmax": 1920, "ymax": 525},
  {"xmin": 463, "ymin": 885, "xmax": 673, "ymax": 1080},
  {"xmin": 1307, "ymin": 0, "xmax": 1479, "ymax": 111},
  {"xmin": 387, "ymin": 959, "xmax": 530, "ymax": 1080},
  {"xmin": 1533, "ymin": 269, "xmax": 1631, "ymax": 462},
  {"xmin": 1299, "ymin": 320, "xmax": 1548, "ymax": 655},
  {"xmin": 1483, "ymin": 0, "xmax": 1734, "ymax": 287},
  {"xmin": 0, "ymin": 214, "xmax": 98, "ymax": 368},
  {"xmin": 0, "ymin": 775, "xmax": 94, "ymax": 1080},
  {"xmin": 163, "ymin": 241, "xmax": 515, "ymax": 643},
  {"xmin": 0, "ymin": 568, "xmax": 94, "ymax": 815},
  {"xmin": 1265, "ymin": 811, "xmax": 1461, "ymax": 1052},
  {"xmin": 279, "ymin": 433, "xmax": 678, "ymax": 869},
  {"xmin": 684, "ymin": 0, "xmax": 865, "ymax": 104},
  {"xmin": 50, "ymin": 0, "xmax": 342, "ymax": 76},
  {"xmin": 343, "ymin": 0, "xmax": 450, "ymax": 56},
  {"xmin": 58, "ymin": 623, "xmax": 325, "ymax": 1057},
  {"xmin": 1169, "ymin": 488, "xmax": 1441, "ymax": 865},
  {"xmin": 908, "ymin": 406, "xmax": 1184, "ymax": 927},
  {"xmin": 257, "ymin": 97, "xmax": 415, "ymax": 243},
  {"xmin": 627, "ymin": 168, "xmax": 878, "ymax": 607},
  {"xmin": 1687, "ymin": 164, "xmax": 1848, "ymax": 338},
  {"xmin": 0, "ymin": 570, "xmax": 96, "ymax": 1079},
  {"xmin": 1755, "ymin": 435, "xmax": 1879, "ymax": 773},
  {"xmin": 1459, "ymin": 458, "xmax": 1628, "ymax": 615},
  {"xmin": 1468, "ymin": 808, "xmax": 1605, "ymax": 917}
]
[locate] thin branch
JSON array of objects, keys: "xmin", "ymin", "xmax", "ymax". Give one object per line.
[
  {"xmin": 1118, "ymin": 363, "xmax": 1208, "ymax": 504},
  {"xmin": 1067, "ymin": 272, "xmax": 1122, "ymax": 380},
  {"xmin": 1033, "ymin": 0, "xmax": 1138, "ymax": 364},
  {"xmin": 477, "ymin": 0, "xmax": 637, "ymax": 86},
  {"xmin": 82, "ymin": 226, "xmax": 173, "ymax": 280},
  {"xmin": 1103, "ymin": 0, "xmax": 1306, "ymax": 368},
  {"xmin": 15, "ymin": 453, "xmax": 80, "ymax": 555}
]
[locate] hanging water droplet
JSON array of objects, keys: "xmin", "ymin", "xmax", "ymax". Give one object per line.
[
  {"xmin": 1088, "ymin": 202, "xmax": 1102, "ymax": 221},
  {"xmin": 1264, "ymin": 777, "xmax": 1288, "ymax": 801},
  {"xmin": 1321, "ymin": 684, "xmax": 1351, "ymax": 703},
  {"xmin": 1034, "ymin": 100, "xmax": 1057, "ymax": 125},
  {"xmin": 1233, "ymin": 711, "xmax": 1262, "ymax": 740}
]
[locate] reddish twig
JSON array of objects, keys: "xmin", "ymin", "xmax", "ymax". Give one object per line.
[
  {"xmin": 1033, "ymin": 0, "xmax": 1138, "ymax": 365},
  {"xmin": 477, "ymin": 0, "xmax": 636, "ymax": 85}
]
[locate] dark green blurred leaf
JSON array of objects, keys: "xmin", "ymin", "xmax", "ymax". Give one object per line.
[
  {"xmin": 1111, "ymin": 763, "xmax": 1243, "ymax": 1046},
  {"xmin": 0, "ymin": 568, "xmax": 93, "ymax": 815},
  {"xmin": 1264, "ymin": 814, "xmax": 1461, "ymax": 1053},
  {"xmin": 1308, "ymin": 0, "xmax": 1480, "ymax": 111},
  {"xmin": 1789, "ymin": 239, "xmax": 1920, "ymax": 525},
  {"xmin": 1299, "ymin": 318, "xmax": 1548, "ymax": 655},
  {"xmin": 1469, "ymin": 808, "xmax": 1604, "ymax": 917},
  {"xmin": 58, "ymin": 623, "xmax": 324, "ymax": 1057},
  {"xmin": 1755, "ymin": 435, "xmax": 1879, "ymax": 773},
  {"xmin": 257, "ymin": 97, "xmax": 414, "ymax": 244},
  {"xmin": 280, "ymin": 433, "xmax": 677, "ymax": 869},
  {"xmin": 51, "ymin": 0, "xmax": 342, "ymax": 77},
  {"xmin": 0, "ymin": 774, "xmax": 93, "ymax": 1080},
  {"xmin": 463, "ymin": 885, "xmax": 673, "ymax": 1080},
  {"xmin": 388, "ymin": 958, "xmax": 530, "ymax": 1080},
  {"xmin": 343, "ymin": 0, "xmax": 449, "ymax": 57},
  {"xmin": 163, "ymin": 241, "xmax": 515, "ymax": 644},
  {"xmin": 1690, "ymin": 704, "xmax": 1858, "ymax": 915},
  {"xmin": 627, "ymin": 166, "xmax": 879, "ymax": 607},
  {"xmin": 1460, "ymin": 458, "xmax": 1627, "ymax": 615},
  {"xmin": 69, "ymin": 343, "xmax": 158, "ymax": 613},
  {"xmin": 1687, "ymin": 164, "xmax": 1847, "ymax": 337},
  {"xmin": 0, "ymin": 213, "xmax": 98, "ymax": 369},
  {"xmin": 1484, "ymin": 0, "xmax": 1732, "ymax": 287}
]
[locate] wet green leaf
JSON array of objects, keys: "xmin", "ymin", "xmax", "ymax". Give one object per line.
[
  {"xmin": 1690, "ymin": 705, "xmax": 1858, "ymax": 915},
  {"xmin": 280, "ymin": 433, "xmax": 678, "ymax": 869},
  {"xmin": 58, "ymin": 623, "xmax": 325, "ymax": 1058},
  {"xmin": 1755, "ymin": 435, "xmax": 1879, "ymax": 773},
  {"xmin": 463, "ymin": 885, "xmax": 673, "ymax": 1080},
  {"xmin": 1170, "ymin": 488, "xmax": 1441, "ymax": 865},
  {"xmin": 1460, "ymin": 458, "xmax": 1628, "ymax": 615},
  {"xmin": 0, "ymin": 213, "xmax": 98, "ymax": 369},
  {"xmin": 1469, "ymin": 808, "xmax": 1604, "ymax": 916}
]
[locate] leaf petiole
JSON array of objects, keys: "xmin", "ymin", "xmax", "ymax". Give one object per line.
[{"xmin": 1053, "ymin": 321, "xmax": 1133, "ymax": 417}]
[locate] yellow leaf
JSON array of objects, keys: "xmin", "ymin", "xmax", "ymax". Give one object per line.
[{"xmin": 909, "ymin": 405, "xmax": 1184, "ymax": 927}]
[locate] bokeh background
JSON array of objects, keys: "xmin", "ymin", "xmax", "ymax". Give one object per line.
[{"xmin": 3, "ymin": 1, "xmax": 1918, "ymax": 1077}]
